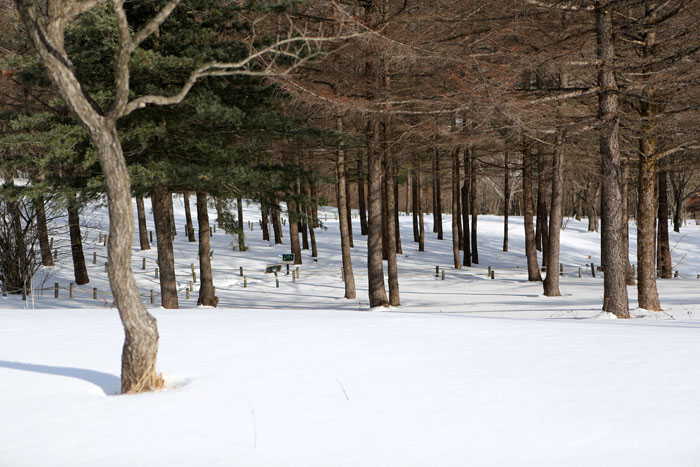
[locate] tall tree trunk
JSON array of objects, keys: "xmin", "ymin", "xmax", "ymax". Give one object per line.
[
  {"xmin": 288, "ymin": 197, "xmax": 302, "ymax": 265},
  {"xmin": 271, "ymin": 200, "xmax": 283, "ymax": 244},
  {"xmin": 672, "ymin": 186, "xmax": 683, "ymax": 232},
  {"xmin": 433, "ymin": 147, "xmax": 444, "ymax": 240},
  {"xmin": 412, "ymin": 168, "xmax": 419, "ymax": 242},
  {"xmin": 415, "ymin": 155, "xmax": 425, "ymax": 252},
  {"xmin": 543, "ymin": 133, "xmax": 565, "ymax": 297},
  {"xmin": 336, "ymin": 125, "xmax": 357, "ymax": 299},
  {"xmin": 136, "ymin": 196, "xmax": 151, "ymax": 251},
  {"xmin": 385, "ymin": 156, "xmax": 400, "ymax": 306},
  {"xmin": 367, "ymin": 118, "xmax": 389, "ymax": 307},
  {"xmin": 381, "ymin": 158, "xmax": 390, "ymax": 260},
  {"xmin": 462, "ymin": 147, "xmax": 472, "ymax": 266},
  {"xmin": 345, "ymin": 163, "xmax": 354, "ymax": 248},
  {"xmin": 67, "ymin": 196, "xmax": 89, "ymax": 285},
  {"xmin": 237, "ymin": 197, "xmax": 247, "ymax": 252},
  {"xmin": 152, "ymin": 186, "xmax": 179, "ymax": 309},
  {"xmin": 306, "ymin": 186, "xmax": 318, "ymax": 259},
  {"xmin": 358, "ymin": 156, "xmax": 368, "ymax": 235},
  {"xmin": 261, "ymin": 203, "xmax": 270, "ymax": 241},
  {"xmin": 536, "ymin": 150, "xmax": 550, "ymax": 260},
  {"xmin": 470, "ymin": 151, "xmax": 479, "ymax": 264},
  {"xmin": 452, "ymin": 148, "xmax": 462, "ymax": 269},
  {"xmin": 635, "ymin": 1, "xmax": 661, "ymax": 311},
  {"xmin": 393, "ymin": 165, "xmax": 402, "ymax": 254},
  {"xmin": 597, "ymin": 2, "xmax": 630, "ymax": 317},
  {"xmin": 196, "ymin": 192, "xmax": 217, "ymax": 307},
  {"xmin": 35, "ymin": 196, "xmax": 54, "ymax": 267},
  {"xmin": 168, "ymin": 193, "xmax": 176, "ymax": 237},
  {"xmin": 622, "ymin": 164, "xmax": 636, "ymax": 286},
  {"xmin": 523, "ymin": 145, "xmax": 542, "ymax": 281},
  {"xmin": 657, "ymin": 171, "xmax": 672, "ymax": 279},
  {"xmin": 183, "ymin": 192, "xmax": 196, "ymax": 242},
  {"xmin": 503, "ymin": 151, "xmax": 510, "ymax": 252}
]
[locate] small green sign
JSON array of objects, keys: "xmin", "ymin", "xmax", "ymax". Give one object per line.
[{"xmin": 282, "ymin": 254, "xmax": 295, "ymax": 262}]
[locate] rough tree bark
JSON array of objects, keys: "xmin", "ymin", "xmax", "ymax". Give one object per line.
[
  {"xmin": 336, "ymin": 126, "xmax": 357, "ymax": 299},
  {"xmin": 136, "ymin": 196, "xmax": 151, "ymax": 251},
  {"xmin": 522, "ymin": 144, "xmax": 542, "ymax": 281},
  {"xmin": 183, "ymin": 191, "xmax": 196, "ymax": 242},
  {"xmin": 236, "ymin": 197, "xmax": 247, "ymax": 252},
  {"xmin": 261, "ymin": 203, "xmax": 270, "ymax": 242},
  {"xmin": 367, "ymin": 118, "xmax": 389, "ymax": 307},
  {"xmin": 415, "ymin": 154, "xmax": 425, "ymax": 252},
  {"xmin": 385, "ymin": 155, "xmax": 400, "ymax": 306},
  {"xmin": 271, "ymin": 200, "xmax": 284, "ymax": 244},
  {"xmin": 452, "ymin": 148, "xmax": 462, "ymax": 269},
  {"xmin": 358, "ymin": 156, "xmax": 368, "ymax": 235},
  {"xmin": 196, "ymin": 192, "xmax": 217, "ymax": 306},
  {"xmin": 345, "ymin": 163, "xmax": 354, "ymax": 248},
  {"xmin": 412, "ymin": 168, "xmax": 419, "ymax": 242},
  {"xmin": 536, "ymin": 150, "xmax": 549, "ymax": 261},
  {"xmin": 393, "ymin": 164, "xmax": 402, "ymax": 254},
  {"xmin": 657, "ymin": 171, "xmax": 672, "ymax": 279},
  {"xmin": 35, "ymin": 196, "xmax": 54, "ymax": 266},
  {"xmin": 433, "ymin": 146, "xmax": 444, "ymax": 240},
  {"xmin": 470, "ymin": 151, "xmax": 479, "ymax": 264},
  {"xmin": 543, "ymin": 133, "xmax": 565, "ymax": 297},
  {"xmin": 597, "ymin": 2, "xmax": 630, "ymax": 317},
  {"xmin": 503, "ymin": 151, "xmax": 510, "ymax": 252},
  {"xmin": 152, "ymin": 186, "xmax": 179, "ymax": 310},
  {"xmin": 462, "ymin": 147, "xmax": 472, "ymax": 267},
  {"xmin": 288, "ymin": 196, "xmax": 302, "ymax": 265},
  {"xmin": 67, "ymin": 196, "xmax": 89, "ymax": 285}
]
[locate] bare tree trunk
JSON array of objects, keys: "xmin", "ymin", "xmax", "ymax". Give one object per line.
[
  {"xmin": 152, "ymin": 187, "xmax": 179, "ymax": 309},
  {"xmin": 336, "ymin": 126, "xmax": 356, "ymax": 299},
  {"xmin": 183, "ymin": 192, "xmax": 196, "ymax": 242},
  {"xmin": 136, "ymin": 196, "xmax": 151, "ymax": 251},
  {"xmin": 306, "ymin": 186, "xmax": 318, "ymax": 259},
  {"xmin": 536, "ymin": 150, "xmax": 549, "ymax": 260},
  {"xmin": 385, "ymin": 156, "xmax": 400, "ymax": 306},
  {"xmin": 67, "ymin": 196, "xmax": 89, "ymax": 285},
  {"xmin": 503, "ymin": 151, "xmax": 510, "ymax": 252},
  {"xmin": 416, "ymin": 155, "xmax": 425, "ymax": 252},
  {"xmin": 288, "ymin": 197, "xmax": 302, "ymax": 265},
  {"xmin": 261, "ymin": 203, "xmax": 270, "ymax": 241},
  {"xmin": 196, "ymin": 192, "xmax": 217, "ymax": 306},
  {"xmin": 237, "ymin": 197, "xmax": 247, "ymax": 252},
  {"xmin": 462, "ymin": 147, "xmax": 472, "ymax": 266},
  {"xmin": 543, "ymin": 133, "xmax": 565, "ymax": 297},
  {"xmin": 433, "ymin": 147, "xmax": 444, "ymax": 239},
  {"xmin": 452, "ymin": 148, "xmax": 462, "ymax": 269},
  {"xmin": 358, "ymin": 156, "xmax": 368, "ymax": 235},
  {"xmin": 35, "ymin": 196, "xmax": 54, "ymax": 266},
  {"xmin": 393, "ymin": 164, "xmax": 402, "ymax": 254},
  {"xmin": 367, "ymin": 118, "xmax": 389, "ymax": 307},
  {"xmin": 271, "ymin": 200, "xmax": 283, "ymax": 244},
  {"xmin": 382, "ymin": 158, "xmax": 390, "ymax": 261},
  {"xmin": 523, "ymin": 145, "xmax": 542, "ymax": 281},
  {"xmin": 657, "ymin": 171, "xmax": 672, "ymax": 279},
  {"xmin": 672, "ymin": 186, "xmax": 683, "ymax": 232},
  {"xmin": 412, "ymin": 168, "xmax": 419, "ymax": 242},
  {"xmin": 345, "ymin": 163, "xmax": 355, "ymax": 248},
  {"xmin": 470, "ymin": 152, "xmax": 479, "ymax": 264},
  {"xmin": 168, "ymin": 193, "xmax": 176, "ymax": 237},
  {"xmin": 597, "ymin": 2, "xmax": 630, "ymax": 317},
  {"xmin": 622, "ymin": 164, "xmax": 636, "ymax": 286}
]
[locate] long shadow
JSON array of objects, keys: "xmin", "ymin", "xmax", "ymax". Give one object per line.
[{"xmin": 0, "ymin": 360, "xmax": 120, "ymax": 395}]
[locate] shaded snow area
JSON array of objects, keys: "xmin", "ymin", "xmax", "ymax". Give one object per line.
[{"xmin": 2, "ymin": 198, "xmax": 700, "ymax": 466}]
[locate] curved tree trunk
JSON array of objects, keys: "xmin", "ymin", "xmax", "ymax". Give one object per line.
[
  {"xmin": 183, "ymin": 192, "xmax": 196, "ymax": 242},
  {"xmin": 152, "ymin": 186, "xmax": 179, "ymax": 309},
  {"xmin": 67, "ymin": 196, "xmax": 89, "ymax": 285},
  {"xmin": 136, "ymin": 196, "xmax": 151, "ymax": 251},
  {"xmin": 622, "ymin": 164, "xmax": 636, "ymax": 286},
  {"xmin": 35, "ymin": 196, "xmax": 54, "ymax": 267},
  {"xmin": 657, "ymin": 171, "xmax": 672, "ymax": 279},
  {"xmin": 196, "ymin": 192, "xmax": 217, "ymax": 307},
  {"xmin": 523, "ymin": 145, "xmax": 542, "ymax": 281}
]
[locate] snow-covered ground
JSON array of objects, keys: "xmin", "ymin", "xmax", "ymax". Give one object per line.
[{"xmin": 2, "ymin": 199, "xmax": 700, "ymax": 466}]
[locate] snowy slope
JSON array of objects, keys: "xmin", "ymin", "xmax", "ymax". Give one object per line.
[{"xmin": 2, "ymin": 199, "xmax": 700, "ymax": 466}]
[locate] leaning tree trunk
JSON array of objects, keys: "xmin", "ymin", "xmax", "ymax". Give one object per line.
[
  {"xmin": 597, "ymin": 2, "xmax": 630, "ymax": 317},
  {"xmin": 271, "ymin": 200, "xmax": 284, "ymax": 244},
  {"xmin": 336, "ymin": 132, "xmax": 357, "ymax": 299},
  {"xmin": 462, "ymin": 147, "xmax": 472, "ymax": 266},
  {"xmin": 15, "ymin": 6, "xmax": 163, "ymax": 394},
  {"xmin": 470, "ymin": 151, "xmax": 479, "ymax": 264},
  {"xmin": 196, "ymin": 192, "xmax": 217, "ymax": 306},
  {"xmin": 152, "ymin": 186, "xmax": 179, "ymax": 309},
  {"xmin": 136, "ymin": 196, "xmax": 151, "ymax": 250},
  {"xmin": 543, "ymin": 133, "xmax": 565, "ymax": 297},
  {"xmin": 183, "ymin": 192, "xmax": 196, "ymax": 242},
  {"xmin": 452, "ymin": 148, "xmax": 462, "ymax": 269},
  {"xmin": 503, "ymin": 151, "xmax": 510, "ymax": 252},
  {"xmin": 657, "ymin": 171, "xmax": 672, "ymax": 279},
  {"xmin": 358, "ymin": 156, "xmax": 369, "ymax": 236},
  {"xmin": 67, "ymin": 196, "xmax": 89, "ymax": 285},
  {"xmin": 367, "ymin": 118, "xmax": 389, "ymax": 308},
  {"xmin": 523, "ymin": 145, "xmax": 542, "ymax": 281},
  {"xmin": 35, "ymin": 196, "xmax": 54, "ymax": 267}
]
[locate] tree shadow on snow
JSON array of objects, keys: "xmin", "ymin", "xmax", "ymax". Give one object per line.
[{"xmin": 0, "ymin": 360, "xmax": 120, "ymax": 395}]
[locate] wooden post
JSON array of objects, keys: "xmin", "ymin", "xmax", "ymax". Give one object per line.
[
  {"xmin": 54, "ymin": 282, "xmax": 59, "ymax": 298},
  {"xmin": 191, "ymin": 263, "xmax": 197, "ymax": 283},
  {"xmin": 578, "ymin": 267, "xmax": 582, "ymax": 278},
  {"xmin": 490, "ymin": 269, "xmax": 495, "ymax": 280},
  {"xmin": 674, "ymin": 270, "xmax": 679, "ymax": 278},
  {"xmin": 150, "ymin": 289, "xmax": 154, "ymax": 304},
  {"xmin": 50, "ymin": 237, "xmax": 54, "ymax": 249},
  {"xmin": 53, "ymin": 249, "xmax": 58, "ymax": 261},
  {"xmin": 185, "ymin": 288, "xmax": 190, "ymax": 299},
  {"xmin": 244, "ymin": 276, "xmax": 247, "ymax": 288},
  {"xmin": 142, "ymin": 257, "xmax": 146, "ymax": 270},
  {"xmin": 487, "ymin": 266, "xmax": 492, "ymax": 277},
  {"xmin": 239, "ymin": 266, "xmax": 244, "ymax": 277},
  {"xmin": 295, "ymin": 266, "xmax": 300, "ymax": 278},
  {"xmin": 188, "ymin": 280, "xmax": 193, "ymax": 292},
  {"xmin": 441, "ymin": 270, "xmax": 445, "ymax": 280},
  {"xmin": 155, "ymin": 267, "xmax": 159, "ymax": 279},
  {"xmin": 104, "ymin": 262, "xmax": 108, "ymax": 272},
  {"xmin": 559, "ymin": 263, "xmax": 564, "ymax": 276},
  {"xmin": 92, "ymin": 251, "xmax": 97, "ymax": 264},
  {"xmin": 286, "ymin": 263, "xmax": 290, "ymax": 275},
  {"xmin": 435, "ymin": 265, "xmax": 440, "ymax": 278},
  {"xmin": 92, "ymin": 288, "xmax": 97, "ymax": 299},
  {"xmin": 275, "ymin": 277, "xmax": 279, "ymax": 288},
  {"xmin": 149, "ymin": 230, "xmax": 153, "ymax": 243},
  {"xmin": 69, "ymin": 282, "xmax": 74, "ymax": 298},
  {"xmin": 590, "ymin": 263, "xmax": 596, "ymax": 278}
]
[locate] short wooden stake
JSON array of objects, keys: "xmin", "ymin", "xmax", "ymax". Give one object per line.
[
  {"xmin": 590, "ymin": 263, "xmax": 596, "ymax": 278},
  {"xmin": 239, "ymin": 266, "xmax": 244, "ymax": 277},
  {"xmin": 150, "ymin": 289, "xmax": 154, "ymax": 304},
  {"xmin": 559, "ymin": 263, "xmax": 564, "ymax": 276},
  {"xmin": 93, "ymin": 251, "xmax": 97, "ymax": 264},
  {"xmin": 487, "ymin": 266, "xmax": 492, "ymax": 277},
  {"xmin": 243, "ymin": 276, "xmax": 248, "ymax": 288},
  {"xmin": 104, "ymin": 262, "xmax": 108, "ymax": 272},
  {"xmin": 275, "ymin": 277, "xmax": 279, "ymax": 288},
  {"xmin": 50, "ymin": 237, "xmax": 54, "ymax": 249},
  {"xmin": 490, "ymin": 269, "xmax": 495, "ymax": 280},
  {"xmin": 54, "ymin": 282, "xmax": 59, "ymax": 298},
  {"xmin": 155, "ymin": 267, "xmax": 159, "ymax": 279},
  {"xmin": 578, "ymin": 267, "xmax": 582, "ymax": 278},
  {"xmin": 441, "ymin": 270, "xmax": 445, "ymax": 280},
  {"xmin": 435, "ymin": 265, "xmax": 440, "ymax": 278},
  {"xmin": 185, "ymin": 288, "xmax": 190, "ymax": 299},
  {"xmin": 188, "ymin": 280, "xmax": 193, "ymax": 292},
  {"xmin": 674, "ymin": 270, "xmax": 679, "ymax": 278},
  {"xmin": 149, "ymin": 230, "xmax": 153, "ymax": 243},
  {"xmin": 92, "ymin": 288, "xmax": 97, "ymax": 300},
  {"xmin": 53, "ymin": 249, "xmax": 58, "ymax": 261},
  {"xmin": 69, "ymin": 282, "xmax": 74, "ymax": 298},
  {"xmin": 191, "ymin": 263, "xmax": 197, "ymax": 283},
  {"xmin": 142, "ymin": 257, "xmax": 146, "ymax": 270}
]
